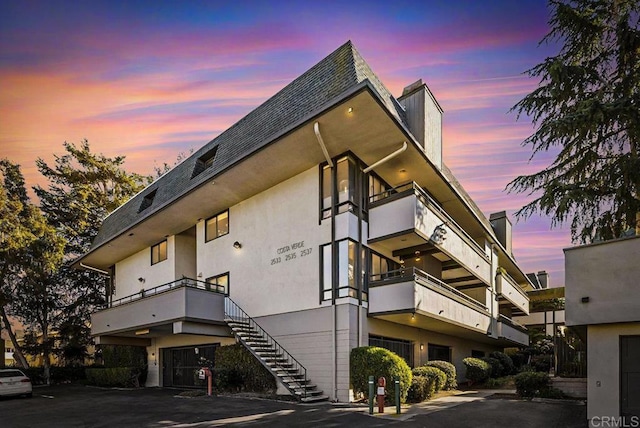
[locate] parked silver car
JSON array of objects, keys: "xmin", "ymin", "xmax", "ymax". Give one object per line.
[{"xmin": 0, "ymin": 369, "xmax": 33, "ymax": 398}]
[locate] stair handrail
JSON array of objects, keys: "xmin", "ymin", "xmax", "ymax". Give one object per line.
[{"xmin": 224, "ymin": 297, "xmax": 308, "ymax": 399}]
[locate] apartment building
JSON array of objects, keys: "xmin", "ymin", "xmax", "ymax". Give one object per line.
[
  {"xmin": 565, "ymin": 236, "xmax": 640, "ymax": 424},
  {"xmin": 77, "ymin": 41, "xmax": 533, "ymax": 402}
]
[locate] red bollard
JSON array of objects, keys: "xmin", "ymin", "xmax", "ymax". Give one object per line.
[
  {"xmin": 377, "ymin": 377, "xmax": 386, "ymax": 413},
  {"xmin": 199, "ymin": 367, "xmax": 213, "ymax": 396}
]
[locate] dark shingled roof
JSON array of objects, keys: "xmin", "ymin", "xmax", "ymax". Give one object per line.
[{"xmin": 91, "ymin": 41, "xmax": 407, "ymax": 250}]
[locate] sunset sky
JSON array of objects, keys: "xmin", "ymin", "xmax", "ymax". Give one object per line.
[{"xmin": 0, "ymin": 0, "xmax": 570, "ymax": 285}]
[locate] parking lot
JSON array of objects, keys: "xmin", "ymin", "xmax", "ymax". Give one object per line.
[{"xmin": 1, "ymin": 385, "xmax": 586, "ymax": 427}]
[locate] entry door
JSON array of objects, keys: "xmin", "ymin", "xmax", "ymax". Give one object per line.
[{"xmin": 620, "ymin": 336, "xmax": 640, "ymax": 418}]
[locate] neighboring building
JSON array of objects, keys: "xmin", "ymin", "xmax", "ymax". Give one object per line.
[
  {"xmin": 76, "ymin": 41, "xmax": 535, "ymax": 402},
  {"xmin": 565, "ymin": 236, "xmax": 640, "ymax": 425}
]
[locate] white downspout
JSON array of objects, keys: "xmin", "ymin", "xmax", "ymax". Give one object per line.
[
  {"xmin": 363, "ymin": 142, "xmax": 407, "ymax": 173},
  {"xmin": 314, "ymin": 122, "xmax": 334, "ymax": 168},
  {"xmin": 79, "ymin": 262, "xmax": 110, "ymax": 275}
]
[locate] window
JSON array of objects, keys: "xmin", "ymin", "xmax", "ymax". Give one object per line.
[
  {"xmin": 370, "ymin": 335, "xmax": 414, "ymax": 367},
  {"xmin": 368, "ymin": 174, "xmax": 389, "ymax": 203},
  {"xmin": 320, "ymin": 156, "xmax": 360, "ymax": 219},
  {"xmin": 206, "ymin": 272, "xmax": 229, "ymax": 295},
  {"xmin": 151, "ymin": 240, "xmax": 167, "ymax": 265},
  {"xmin": 205, "ymin": 210, "xmax": 229, "ymax": 242},
  {"xmin": 471, "ymin": 350, "xmax": 485, "ymax": 358},
  {"xmin": 138, "ymin": 189, "xmax": 157, "ymax": 212},
  {"xmin": 192, "ymin": 146, "xmax": 218, "ymax": 178},
  {"xmin": 369, "ymin": 251, "xmax": 401, "ymax": 282},
  {"xmin": 428, "ymin": 344, "xmax": 452, "ymax": 362},
  {"xmin": 320, "ymin": 239, "xmax": 365, "ymax": 301}
]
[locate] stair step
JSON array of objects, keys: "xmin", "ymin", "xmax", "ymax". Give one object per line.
[
  {"xmin": 294, "ymin": 389, "xmax": 324, "ymax": 396},
  {"xmin": 265, "ymin": 362, "xmax": 294, "ymax": 368},
  {"xmin": 300, "ymin": 395, "xmax": 329, "ymax": 403},
  {"xmin": 292, "ymin": 384, "xmax": 318, "ymax": 391}
]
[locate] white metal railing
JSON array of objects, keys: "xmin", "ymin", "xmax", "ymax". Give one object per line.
[{"xmin": 107, "ymin": 277, "xmax": 225, "ymax": 308}]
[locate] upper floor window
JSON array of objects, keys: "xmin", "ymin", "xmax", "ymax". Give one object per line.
[
  {"xmin": 151, "ymin": 240, "xmax": 167, "ymax": 265},
  {"xmin": 192, "ymin": 146, "xmax": 218, "ymax": 178},
  {"xmin": 205, "ymin": 210, "xmax": 229, "ymax": 242},
  {"xmin": 138, "ymin": 189, "xmax": 157, "ymax": 213},
  {"xmin": 206, "ymin": 272, "xmax": 229, "ymax": 295},
  {"xmin": 321, "ymin": 156, "xmax": 361, "ymax": 219}
]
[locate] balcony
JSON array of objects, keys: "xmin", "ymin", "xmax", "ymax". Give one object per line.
[
  {"xmin": 368, "ymin": 182, "xmax": 491, "ymax": 285},
  {"xmin": 497, "ymin": 315, "xmax": 529, "ymax": 346},
  {"xmin": 91, "ymin": 278, "xmax": 227, "ymax": 339},
  {"xmin": 368, "ymin": 268, "xmax": 491, "ymax": 334},
  {"xmin": 496, "ymin": 271, "xmax": 530, "ymax": 315}
]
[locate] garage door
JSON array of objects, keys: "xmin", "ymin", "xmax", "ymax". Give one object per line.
[{"xmin": 621, "ymin": 336, "xmax": 640, "ymax": 418}]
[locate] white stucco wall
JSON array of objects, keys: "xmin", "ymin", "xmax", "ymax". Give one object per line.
[
  {"xmin": 565, "ymin": 236, "xmax": 640, "ymax": 326},
  {"xmin": 196, "ymin": 166, "xmax": 330, "ymax": 317},
  {"xmin": 115, "ymin": 236, "xmax": 175, "ymax": 299},
  {"xmin": 586, "ymin": 323, "xmax": 640, "ymax": 424}
]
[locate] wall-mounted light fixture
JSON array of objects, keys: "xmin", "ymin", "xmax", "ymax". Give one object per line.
[
  {"xmin": 411, "ymin": 312, "xmax": 415, "ymax": 320},
  {"xmin": 414, "ymin": 251, "xmax": 421, "ymax": 262},
  {"xmin": 138, "ymin": 277, "xmax": 145, "ymax": 283},
  {"xmin": 420, "ymin": 344, "xmax": 424, "ymax": 351},
  {"xmin": 347, "ymin": 107, "xmax": 353, "ymax": 114},
  {"xmin": 197, "ymin": 272, "xmax": 203, "ymax": 278},
  {"xmin": 581, "ymin": 296, "xmax": 590, "ymax": 303},
  {"xmin": 439, "ymin": 310, "xmax": 444, "ymax": 315},
  {"xmin": 233, "ymin": 241, "xmax": 242, "ymax": 249}
]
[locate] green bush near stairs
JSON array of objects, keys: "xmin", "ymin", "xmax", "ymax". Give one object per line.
[
  {"xmin": 214, "ymin": 344, "xmax": 276, "ymax": 393},
  {"xmin": 350, "ymin": 346, "xmax": 412, "ymax": 403}
]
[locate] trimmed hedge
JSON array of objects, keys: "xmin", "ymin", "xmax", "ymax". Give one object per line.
[
  {"xmin": 214, "ymin": 344, "xmax": 276, "ymax": 393},
  {"xmin": 407, "ymin": 376, "xmax": 434, "ymax": 402},
  {"xmin": 413, "ymin": 366, "xmax": 446, "ymax": 393},
  {"xmin": 514, "ymin": 371, "xmax": 551, "ymax": 398},
  {"xmin": 22, "ymin": 366, "xmax": 88, "ymax": 385},
  {"xmin": 482, "ymin": 357, "xmax": 502, "ymax": 378},
  {"xmin": 489, "ymin": 351, "xmax": 515, "ymax": 376},
  {"xmin": 100, "ymin": 345, "xmax": 147, "ymax": 386},
  {"xmin": 350, "ymin": 346, "xmax": 412, "ymax": 403},
  {"xmin": 463, "ymin": 357, "xmax": 491, "ymax": 384},
  {"xmin": 86, "ymin": 367, "xmax": 140, "ymax": 387},
  {"xmin": 425, "ymin": 360, "xmax": 457, "ymax": 390}
]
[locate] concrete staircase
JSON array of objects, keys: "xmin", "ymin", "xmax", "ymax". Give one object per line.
[{"xmin": 224, "ymin": 298, "xmax": 328, "ymax": 403}]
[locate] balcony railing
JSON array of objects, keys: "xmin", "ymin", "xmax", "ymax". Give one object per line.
[
  {"xmin": 108, "ymin": 277, "xmax": 226, "ymax": 308},
  {"xmin": 498, "ymin": 270, "xmax": 530, "ymax": 301},
  {"xmin": 369, "ymin": 182, "xmax": 489, "ymax": 260},
  {"xmin": 498, "ymin": 314, "xmax": 528, "ymax": 333},
  {"xmin": 370, "ymin": 267, "xmax": 487, "ymax": 313}
]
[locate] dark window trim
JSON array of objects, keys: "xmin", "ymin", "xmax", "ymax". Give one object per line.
[
  {"xmin": 205, "ymin": 209, "xmax": 229, "ymax": 242},
  {"xmin": 151, "ymin": 240, "xmax": 168, "ymax": 265},
  {"xmin": 427, "ymin": 343, "xmax": 452, "ymax": 363},
  {"xmin": 205, "ymin": 271, "xmax": 230, "ymax": 296}
]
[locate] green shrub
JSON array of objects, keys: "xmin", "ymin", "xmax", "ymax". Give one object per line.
[
  {"xmin": 482, "ymin": 357, "xmax": 502, "ymax": 378},
  {"xmin": 407, "ymin": 375, "xmax": 436, "ymax": 402},
  {"xmin": 489, "ymin": 351, "xmax": 515, "ymax": 375},
  {"xmin": 350, "ymin": 346, "xmax": 412, "ymax": 403},
  {"xmin": 50, "ymin": 366, "xmax": 87, "ymax": 383},
  {"xmin": 425, "ymin": 361, "xmax": 457, "ymax": 390},
  {"xmin": 538, "ymin": 387, "xmax": 565, "ymax": 399},
  {"xmin": 483, "ymin": 376, "xmax": 513, "ymax": 389},
  {"xmin": 514, "ymin": 371, "xmax": 551, "ymax": 398},
  {"xmin": 463, "ymin": 357, "xmax": 491, "ymax": 384},
  {"xmin": 214, "ymin": 344, "xmax": 276, "ymax": 393},
  {"xmin": 100, "ymin": 345, "xmax": 147, "ymax": 385},
  {"xmin": 85, "ymin": 367, "xmax": 139, "ymax": 387},
  {"xmin": 413, "ymin": 366, "xmax": 446, "ymax": 392}
]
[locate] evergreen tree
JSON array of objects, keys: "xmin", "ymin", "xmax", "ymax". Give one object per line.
[
  {"xmin": 508, "ymin": 0, "xmax": 640, "ymax": 242},
  {"xmin": 0, "ymin": 159, "xmax": 64, "ymax": 369},
  {"xmin": 31, "ymin": 140, "xmax": 149, "ymax": 369}
]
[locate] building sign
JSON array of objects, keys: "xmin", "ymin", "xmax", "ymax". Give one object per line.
[{"xmin": 271, "ymin": 241, "xmax": 312, "ymax": 265}]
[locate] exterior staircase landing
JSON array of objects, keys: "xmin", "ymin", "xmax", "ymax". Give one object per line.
[{"xmin": 224, "ymin": 298, "xmax": 328, "ymax": 403}]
